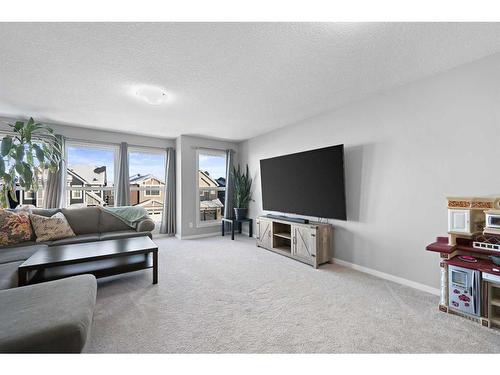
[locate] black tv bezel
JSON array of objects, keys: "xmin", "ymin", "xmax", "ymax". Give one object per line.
[{"xmin": 259, "ymin": 144, "xmax": 347, "ymax": 220}]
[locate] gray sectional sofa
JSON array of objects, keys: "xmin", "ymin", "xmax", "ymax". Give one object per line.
[
  {"xmin": 0, "ymin": 206, "xmax": 155, "ymax": 353},
  {"xmin": 0, "ymin": 206, "xmax": 155, "ymax": 290},
  {"xmin": 0, "ymin": 274, "xmax": 97, "ymax": 353}
]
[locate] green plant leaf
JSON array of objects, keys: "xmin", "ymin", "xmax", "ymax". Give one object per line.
[
  {"xmin": 14, "ymin": 121, "xmax": 23, "ymax": 131},
  {"xmin": 1, "ymin": 136, "xmax": 12, "ymax": 157},
  {"xmin": 33, "ymin": 144, "xmax": 45, "ymax": 164},
  {"xmin": 15, "ymin": 144, "xmax": 25, "ymax": 161},
  {"xmin": 15, "ymin": 162, "xmax": 24, "ymax": 175},
  {"xmin": 3, "ymin": 118, "xmax": 60, "ymax": 201}
]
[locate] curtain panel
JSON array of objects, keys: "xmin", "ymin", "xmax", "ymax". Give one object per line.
[
  {"xmin": 43, "ymin": 134, "xmax": 66, "ymax": 209},
  {"xmin": 223, "ymin": 149, "xmax": 235, "ymax": 219},
  {"xmin": 115, "ymin": 142, "xmax": 130, "ymax": 206},
  {"xmin": 160, "ymin": 147, "xmax": 176, "ymax": 235}
]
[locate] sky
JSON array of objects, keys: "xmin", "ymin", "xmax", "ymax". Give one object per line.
[
  {"xmin": 199, "ymin": 154, "xmax": 226, "ymax": 180},
  {"xmin": 67, "ymin": 146, "xmax": 165, "ymax": 185},
  {"xmin": 67, "ymin": 146, "xmax": 226, "ymax": 186}
]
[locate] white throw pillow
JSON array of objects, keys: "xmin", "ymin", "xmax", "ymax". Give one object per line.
[{"xmin": 29, "ymin": 212, "xmax": 76, "ymax": 242}]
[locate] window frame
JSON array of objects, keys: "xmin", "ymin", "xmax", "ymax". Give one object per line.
[
  {"xmin": 128, "ymin": 146, "xmax": 167, "ymax": 226},
  {"xmin": 65, "ymin": 140, "xmax": 119, "ymax": 208},
  {"xmin": 196, "ymin": 148, "xmax": 227, "ymax": 228},
  {"xmin": 128, "ymin": 146, "xmax": 167, "ymax": 196},
  {"xmin": 71, "ymin": 189, "xmax": 83, "ymax": 199}
]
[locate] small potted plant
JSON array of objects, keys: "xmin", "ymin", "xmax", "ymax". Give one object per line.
[
  {"xmin": 232, "ymin": 164, "xmax": 252, "ymax": 220},
  {"xmin": 0, "ymin": 118, "xmax": 62, "ymax": 208}
]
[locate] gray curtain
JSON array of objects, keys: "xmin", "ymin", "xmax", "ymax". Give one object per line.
[
  {"xmin": 160, "ymin": 147, "xmax": 176, "ymax": 235},
  {"xmin": 43, "ymin": 134, "xmax": 66, "ymax": 208},
  {"xmin": 115, "ymin": 142, "xmax": 130, "ymax": 206},
  {"xmin": 224, "ymin": 149, "xmax": 235, "ymax": 219}
]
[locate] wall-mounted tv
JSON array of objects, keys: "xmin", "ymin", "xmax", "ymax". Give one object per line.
[{"xmin": 260, "ymin": 145, "xmax": 347, "ymax": 220}]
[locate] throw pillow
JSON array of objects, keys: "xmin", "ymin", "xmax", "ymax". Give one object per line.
[
  {"xmin": 30, "ymin": 212, "xmax": 76, "ymax": 242},
  {"xmin": 0, "ymin": 209, "xmax": 34, "ymax": 246}
]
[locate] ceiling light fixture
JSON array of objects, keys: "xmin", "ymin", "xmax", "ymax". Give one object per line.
[{"xmin": 132, "ymin": 85, "xmax": 170, "ymax": 105}]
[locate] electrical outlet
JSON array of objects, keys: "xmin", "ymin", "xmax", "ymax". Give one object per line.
[{"xmin": 189, "ymin": 222, "xmax": 193, "ymax": 228}]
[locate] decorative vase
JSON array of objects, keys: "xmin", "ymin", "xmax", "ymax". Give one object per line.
[{"xmin": 234, "ymin": 208, "xmax": 247, "ymax": 220}]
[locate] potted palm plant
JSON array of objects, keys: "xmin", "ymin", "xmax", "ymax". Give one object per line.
[
  {"xmin": 232, "ymin": 164, "xmax": 252, "ymax": 220},
  {"xmin": 0, "ymin": 118, "xmax": 62, "ymax": 208}
]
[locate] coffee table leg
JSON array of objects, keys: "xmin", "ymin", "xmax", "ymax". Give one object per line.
[
  {"xmin": 249, "ymin": 220, "xmax": 253, "ymax": 238},
  {"xmin": 153, "ymin": 250, "xmax": 158, "ymax": 284},
  {"xmin": 222, "ymin": 221, "xmax": 225, "ymax": 236},
  {"xmin": 18, "ymin": 269, "xmax": 27, "ymax": 287},
  {"xmin": 231, "ymin": 221, "xmax": 235, "ymax": 240}
]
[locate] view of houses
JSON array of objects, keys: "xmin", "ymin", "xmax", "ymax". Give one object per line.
[
  {"xmin": 14, "ymin": 165, "xmax": 225, "ymax": 224},
  {"xmin": 198, "ymin": 170, "xmax": 225, "ymax": 221}
]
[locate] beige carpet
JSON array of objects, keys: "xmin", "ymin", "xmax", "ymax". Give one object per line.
[{"xmin": 86, "ymin": 236, "xmax": 500, "ymax": 353}]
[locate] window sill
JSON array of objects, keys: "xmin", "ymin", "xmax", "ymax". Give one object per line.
[{"xmin": 196, "ymin": 221, "xmax": 222, "ymax": 228}]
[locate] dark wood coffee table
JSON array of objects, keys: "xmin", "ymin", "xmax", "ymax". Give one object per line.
[{"xmin": 18, "ymin": 236, "xmax": 158, "ymax": 286}]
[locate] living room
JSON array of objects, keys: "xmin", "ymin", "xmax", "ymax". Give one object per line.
[{"xmin": 2, "ymin": 1, "xmax": 500, "ymax": 373}]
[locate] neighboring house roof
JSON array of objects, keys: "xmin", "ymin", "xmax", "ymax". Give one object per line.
[
  {"xmin": 199, "ymin": 170, "xmax": 220, "ymax": 188},
  {"xmin": 68, "ymin": 165, "xmax": 107, "ymax": 186},
  {"xmin": 200, "ymin": 198, "xmax": 224, "ymax": 209},
  {"xmin": 215, "ymin": 177, "xmax": 226, "ymax": 187},
  {"xmin": 129, "ymin": 173, "xmax": 165, "ymax": 185}
]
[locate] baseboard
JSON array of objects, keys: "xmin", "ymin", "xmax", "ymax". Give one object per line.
[
  {"xmin": 332, "ymin": 257, "xmax": 440, "ymax": 296},
  {"xmin": 175, "ymin": 232, "xmax": 221, "ymax": 240}
]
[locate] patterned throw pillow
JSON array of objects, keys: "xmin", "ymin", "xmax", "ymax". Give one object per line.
[
  {"xmin": 29, "ymin": 212, "xmax": 76, "ymax": 242},
  {"xmin": 0, "ymin": 209, "xmax": 34, "ymax": 246}
]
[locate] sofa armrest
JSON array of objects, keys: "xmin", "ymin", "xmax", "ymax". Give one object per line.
[{"xmin": 136, "ymin": 218, "xmax": 155, "ymax": 233}]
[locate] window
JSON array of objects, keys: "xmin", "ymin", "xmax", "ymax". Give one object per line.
[
  {"xmin": 66, "ymin": 142, "xmax": 117, "ymax": 208},
  {"xmin": 196, "ymin": 149, "xmax": 226, "ymax": 226},
  {"xmin": 71, "ymin": 190, "xmax": 82, "ymax": 199},
  {"xmin": 128, "ymin": 148, "xmax": 166, "ymax": 225},
  {"xmin": 0, "ymin": 132, "xmax": 45, "ymax": 208},
  {"xmin": 144, "ymin": 186, "xmax": 161, "ymax": 196},
  {"xmin": 24, "ymin": 191, "xmax": 34, "ymax": 199}
]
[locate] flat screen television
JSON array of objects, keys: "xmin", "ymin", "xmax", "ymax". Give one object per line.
[{"xmin": 260, "ymin": 145, "xmax": 346, "ymax": 220}]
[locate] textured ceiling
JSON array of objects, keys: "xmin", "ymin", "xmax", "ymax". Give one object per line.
[{"xmin": 1, "ymin": 23, "xmax": 500, "ymax": 141}]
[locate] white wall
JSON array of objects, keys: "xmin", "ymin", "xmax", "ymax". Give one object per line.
[
  {"xmin": 239, "ymin": 52, "xmax": 500, "ymax": 290},
  {"xmin": 0, "ymin": 119, "xmax": 175, "ymax": 149},
  {"xmin": 176, "ymin": 135, "xmax": 238, "ymax": 238}
]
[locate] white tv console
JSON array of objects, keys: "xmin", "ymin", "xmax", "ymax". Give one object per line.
[{"xmin": 255, "ymin": 216, "xmax": 333, "ymax": 268}]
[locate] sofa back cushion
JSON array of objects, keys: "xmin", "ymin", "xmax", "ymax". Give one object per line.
[
  {"xmin": 99, "ymin": 210, "xmax": 133, "ymax": 233},
  {"xmin": 31, "ymin": 208, "xmax": 61, "ymax": 217},
  {"xmin": 61, "ymin": 207, "xmax": 100, "ymax": 235},
  {"xmin": 0, "ymin": 209, "xmax": 34, "ymax": 247}
]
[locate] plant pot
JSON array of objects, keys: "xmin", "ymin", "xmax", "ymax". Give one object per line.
[{"xmin": 234, "ymin": 208, "xmax": 248, "ymax": 220}]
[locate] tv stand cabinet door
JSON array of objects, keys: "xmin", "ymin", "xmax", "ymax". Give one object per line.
[
  {"xmin": 257, "ymin": 218, "xmax": 272, "ymax": 249},
  {"xmin": 292, "ymin": 226, "xmax": 316, "ymax": 265}
]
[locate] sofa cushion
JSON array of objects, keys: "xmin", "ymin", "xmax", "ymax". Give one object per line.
[
  {"xmin": 0, "ymin": 209, "xmax": 34, "ymax": 246},
  {"xmin": 99, "ymin": 230, "xmax": 148, "ymax": 241},
  {"xmin": 31, "ymin": 208, "xmax": 61, "ymax": 217},
  {"xmin": 99, "ymin": 209, "xmax": 133, "ymax": 232},
  {"xmin": 46, "ymin": 233, "xmax": 100, "ymax": 246},
  {"xmin": 0, "ymin": 275, "xmax": 97, "ymax": 353},
  {"xmin": 30, "ymin": 212, "xmax": 76, "ymax": 242},
  {"xmin": 0, "ymin": 261, "xmax": 23, "ymax": 290},
  {"xmin": 0, "ymin": 244, "xmax": 46, "ymax": 264},
  {"xmin": 61, "ymin": 207, "xmax": 100, "ymax": 235}
]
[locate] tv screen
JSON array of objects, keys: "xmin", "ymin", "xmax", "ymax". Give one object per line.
[{"xmin": 260, "ymin": 145, "xmax": 346, "ymax": 220}]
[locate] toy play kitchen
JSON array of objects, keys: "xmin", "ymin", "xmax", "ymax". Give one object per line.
[{"xmin": 426, "ymin": 196, "xmax": 500, "ymax": 329}]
